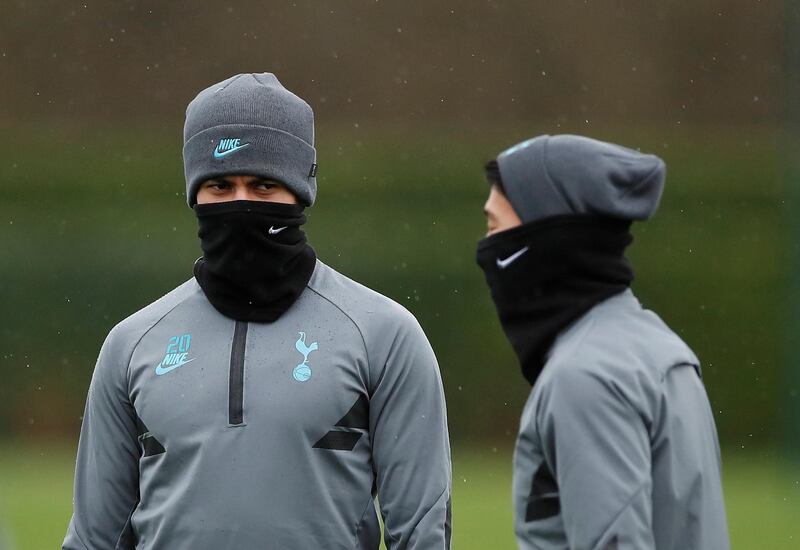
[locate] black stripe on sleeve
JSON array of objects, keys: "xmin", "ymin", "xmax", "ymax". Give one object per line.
[
  {"xmin": 313, "ymin": 430, "xmax": 363, "ymax": 451},
  {"xmin": 139, "ymin": 433, "xmax": 166, "ymax": 457},
  {"xmin": 335, "ymin": 394, "xmax": 369, "ymax": 430},
  {"xmin": 525, "ymin": 460, "xmax": 561, "ymax": 521}
]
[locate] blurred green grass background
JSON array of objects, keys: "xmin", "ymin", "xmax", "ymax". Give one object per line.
[{"xmin": 0, "ymin": 442, "xmax": 796, "ymax": 549}]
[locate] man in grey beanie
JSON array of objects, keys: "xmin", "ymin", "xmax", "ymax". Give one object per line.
[
  {"xmin": 63, "ymin": 73, "xmax": 452, "ymax": 550},
  {"xmin": 476, "ymin": 135, "xmax": 729, "ymax": 549}
]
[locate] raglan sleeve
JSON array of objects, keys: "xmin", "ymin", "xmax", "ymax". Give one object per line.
[
  {"xmin": 369, "ymin": 310, "xmax": 452, "ymax": 550},
  {"xmin": 538, "ymin": 365, "xmax": 655, "ymax": 550},
  {"xmin": 63, "ymin": 326, "xmax": 141, "ymax": 550}
]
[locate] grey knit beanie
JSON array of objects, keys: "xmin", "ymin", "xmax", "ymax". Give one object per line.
[
  {"xmin": 496, "ymin": 134, "xmax": 666, "ymax": 223},
  {"xmin": 183, "ymin": 73, "xmax": 317, "ymax": 207}
]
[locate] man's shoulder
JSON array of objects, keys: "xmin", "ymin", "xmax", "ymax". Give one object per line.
[
  {"xmin": 543, "ymin": 290, "xmax": 700, "ymax": 390},
  {"xmin": 106, "ymin": 278, "xmax": 201, "ymax": 349},
  {"xmin": 306, "ymin": 260, "xmax": 421, "ymax": 335},
  {"xmin": 306, "ymin": 261, "xmax": 436, "ymax": 385}
]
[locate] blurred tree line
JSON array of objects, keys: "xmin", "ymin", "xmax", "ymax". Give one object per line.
[{"xmin": 0, "ymin": 127, "xmax": 787, "ymax": 450}]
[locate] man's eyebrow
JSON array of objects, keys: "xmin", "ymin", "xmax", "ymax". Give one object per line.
[{"xmin": 250, "ymin": 179, "xmax": 286, "ymax": 189}]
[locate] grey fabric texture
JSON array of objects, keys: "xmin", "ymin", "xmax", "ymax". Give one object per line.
[
  {"xmin": 497, "ymin": 134, "xmax": 666, "ymax": 223},
  {"xmin": 513, "ymin": 289, "xmax": 730, "ymax": 550},
  {"xmin": 183, "ymin": 73, "xmax": 317, "ymax": 207},
  {"xmin": 63, "ymin": 261, "xmax": 452, "ymax": 550}
]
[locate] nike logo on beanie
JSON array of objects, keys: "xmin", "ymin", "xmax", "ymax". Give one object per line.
[{"xmin": 213, "ymin": 138, "xmax": 250, "ymax": 159}]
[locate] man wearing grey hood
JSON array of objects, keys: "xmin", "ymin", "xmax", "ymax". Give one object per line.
[
  {"xmin": 476, "ymin": 135, "xmax": 729, "ymax": 549},
  {"xmin": 63, "ymin": 73, "xmax": 451, "ymax": 550}
]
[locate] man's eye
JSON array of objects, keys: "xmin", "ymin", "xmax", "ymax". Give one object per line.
[{"xmin": 255, "ymin": 182, "xmax": 276, "ymax": 191}]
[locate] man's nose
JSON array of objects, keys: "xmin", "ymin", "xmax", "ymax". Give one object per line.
[{"xmin": 234, "ymin": 187, "xmax": 252, "ymax": 200}]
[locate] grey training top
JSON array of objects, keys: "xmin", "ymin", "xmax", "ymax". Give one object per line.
[
  {"xmin": 514, "ymin": 289, "xmax": 729, "ymax": 550},
  {"xmin": 63, "ymin": 260, "xmax": 452, "ymax": 550}
]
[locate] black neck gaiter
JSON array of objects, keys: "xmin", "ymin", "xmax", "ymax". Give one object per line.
[
  {"xmin": 476, "ymin": 215, "xmax": 634, "ymax": 385},
  {"xmin": 193, "ymin": 200, "xmax": 317, "ymax": 323}
]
